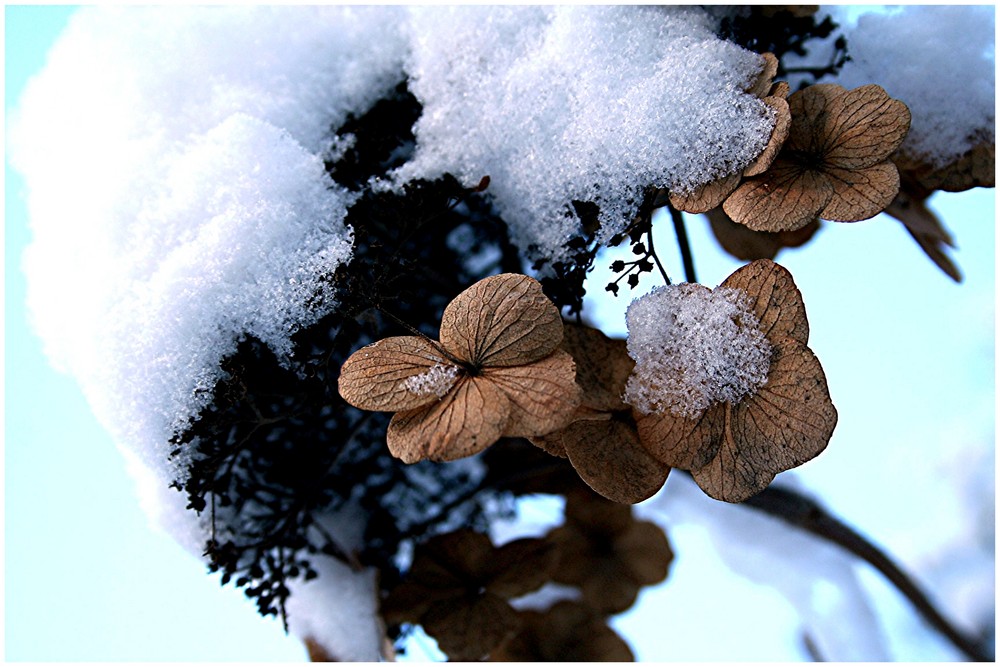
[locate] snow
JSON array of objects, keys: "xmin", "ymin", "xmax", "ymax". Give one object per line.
[
  {"xmin": 403, "ymin": 363, "xmax": 460, "ymax": 399},
  {"xmin": 285, "ymin": 509, "xmax": 384, "ymax": 662},
  {"xmin": 396, "ymin": 5, "xmax": 776, "ymax": 264},
  {"xmin": 624, "ymin": 283, "xmax": 771, "ymax": 418},
  {"xmin": 830, "ymin": 5, "xmax": 995, "ymax": 167}
]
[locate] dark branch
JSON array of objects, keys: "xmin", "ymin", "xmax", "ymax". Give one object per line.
[{"xmin": 668, "ymin": 204, "xmax": 697, "ymax": 284}]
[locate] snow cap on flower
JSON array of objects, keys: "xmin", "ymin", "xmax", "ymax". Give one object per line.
[{"xmin": 624, "ymin": 283, "xmax": 772, "ymax": 420}]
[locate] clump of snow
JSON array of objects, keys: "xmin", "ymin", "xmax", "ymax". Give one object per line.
[
  {"xmin": 403, "ymin": 363, "xmax": 460, "ymax": 398},
  {"xmin": 395, "ymin": 5, "xmax": 776, "ymax": 265},
  {"xmin": 831, "ymin": 5, "xmax": 995, "ymax": 167},
  {"xmin": 285, "ymin": 508, "xmax": 384, "ymax": 661},
  {"xmin": 10, "ymin": 6, "xmax": 413, "ymax": 481},
  {"xmin": 624, "ymin": 284, "xmax": 772, "ymax": 418}
]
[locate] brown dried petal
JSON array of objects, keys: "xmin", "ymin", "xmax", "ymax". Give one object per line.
[
  {"xmin": 488, "ymin": 538, "xmax": 559, "ymax": 599},
  {"xmin": 914, "ymin": 142, "xmax": 996, "ymax": 192},
  {"xmin": 387, "ymin": 376, "xmax": 508, "ymax": 463},
  {"xmin": 305, "ymin": 637, "xmax": 338, "ymax": 662},
  {"xmin": 824, "ymin": 84, "xmax": 911, "ymax": 169},
  {"xmin": 692, "ymin": 338, "xmax": 837, "ymax": 503},
  {"xmin": 902, "ymin": 222, "xmax": 963, "ymax": 282},
  {"xmin": 769, "ymin": 81, "xmax": 791, "ymax": 99},
  {"xmin": 422, "ymin": 593, "xmax": 521, "ymax": 661},
  {"xmin": 562, "ymin": 486, "xmax": 633, "ymax": 531},
  {"xmin": 786, "ymin": 83, "xmax": 846, "ymax": 154},
  {"xmin": 707, "ymin": 207, "xmax": 820, "ymax": 262},
  {"xmin": 885, "ymin": 185, "xmax": 954, "ymax": 244},
  {"xmin": 490, "ymin": 601, "xmax": 635, "ymax": 662},
  {"xmin": 669, "ymin": 172, "xmax": 742, "ymax": 214},
  {"xmin": 548, "ymin": 522, "xmax": 644, "ymax": 614},
  {"xmin": 380, "ymin": 579, "xmax": 458, "ymax": 625},
  {"xmin": 439, "ymin": 273, "xmax": 563, "ymax": 367},
  {"xmin": 615, "ymin": 520, "xmax": 674, "ymax": 586},
  {"xmin": 743, "ymin": 96, "xmax": 791, "ymax": 177},
  {"xmin": 746, "ymin": 52, "xmax": 779, "ymax": 98},
  {"xmin": 485, "ymin": 349, "xmax": 582, "ymax": 438},
  {"xmin": 561, "ymin": 418, "xmax": 671, "ymax": 504},
  {"xmin": 337, "ymin": 336, "xmax": 452, "ymax": 412},
  {"xmin": 534, "ymin": 601, "xmax": 635, "ymax": 661},
  {"xmin": 724, "ymin": 161, "xmax": 834, "ymax": 232},
  {"xmin": 719, "ymin": 258, "xmax": 809, "ymax": 345},
  {"xmin": 561, "ymin": 323, "xmax": 634, "ymax": 412},
  {"xmin": 635, "ymin": 401, "xmax": 726, "ymax": 470},
  {"xmin": 821, "ymin": 161, "xmax": 900, "ymax": 222}
]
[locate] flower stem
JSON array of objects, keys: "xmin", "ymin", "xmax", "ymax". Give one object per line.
[{"xmin": 669, "ymin": 204, "xmax": 697, "ymax": 284}]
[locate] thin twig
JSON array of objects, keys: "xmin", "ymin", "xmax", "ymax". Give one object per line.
[
  {"xmin": 668, "ymin": 204, "xmax": 697, "ymax": 283},
  {"xmin": 745, "ymin": 485, "xmax": 992, "ymax": 662}
]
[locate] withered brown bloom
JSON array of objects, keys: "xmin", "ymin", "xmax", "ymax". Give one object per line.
[
  {"xmin": 380, "ymin": 529, "xmax": 557, "ymax": 661},
  {"xmin": 530, "ymin": 324, "xmax": 670, "ymax": 504},
  {"xmin": 546, "ymin": 491, "xmax": 673, "ymax": 614},
  {"xmin": 724, "ymin": 84, "xmax": 911, "ymax": 232},
  {"xmin": 670, "ymin": 53, "xmax": 792, "ymax": 214},
  {"xmin": 633, "ymin": 260, "xmax": 838, "ymax": 503},
  {"xmin": 338, "ymin": 273, "xmax": 581, "ymax": 463},
  {"xmin": 489, "ymin": 601, "xmax": 635, "ymax": 661}
]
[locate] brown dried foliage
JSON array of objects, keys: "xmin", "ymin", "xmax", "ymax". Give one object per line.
[
  {"xmin": 490, "ymin": 601, "xmax": 635, "ymax": 661},
  {"xmin": 381, "ymin": 529, "xmax": 558, "ymax": 661},
  {"xmin": 338, "ymin": 273, "xmax": 581, "ymax": 463},
  {"xmin": 724, "ymin": 84, "xmax": 911, "ymax": 232},
  {"xmin": 670, "ymin": 53, "xmax": 792, "ymax": 215},
  {"xmin": 530, "ymin": 324, "xmax": 671, "ymax": 504},
  {"xmin": 545, "ymin": 491, "xmax": 673, "ymax": 614},
  {"xmin": 634, "ymin": 260, "xmax": 837, "ymax": 502},
  {"xmin": 706, "ymin": 206, "xmax": 820, "ymax": 262}
]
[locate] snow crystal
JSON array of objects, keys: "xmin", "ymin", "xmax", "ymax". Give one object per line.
[
  {"xmin": 624, "ymin": 284, "xmax": 772, "ymax": 418},
  {"xmin": 832, "ymin": 5, "xmax": 995, "ymax": 167},
  {"xmin": 395, "ymin": 5, "xmax": 776, "ymax": 265},
  {"xmin": 403, "ymin": 363, "xmax": 460, "ymax": 398}
]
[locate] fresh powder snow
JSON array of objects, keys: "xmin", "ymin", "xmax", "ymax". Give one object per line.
[{"xmin": 624, "ymin": 284, "xmax": 772, "ymax": 419}]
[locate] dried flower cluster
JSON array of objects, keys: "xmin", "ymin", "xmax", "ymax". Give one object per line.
[
  {"xmin": 339, "ymin": 260, "xmax": 836, "ymax": 506},
  {"xmin": 379, "ymin": 489, "xmax": 672, "ymax": 660}
]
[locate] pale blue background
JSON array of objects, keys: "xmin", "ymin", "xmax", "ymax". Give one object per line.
[{"xmin": 6, "ymin": 5, "xmax": 994, "ymax": 662}]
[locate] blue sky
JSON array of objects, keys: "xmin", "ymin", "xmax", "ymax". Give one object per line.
[{"xmin": 5, "ymin": 5, "xmax": 994, "ymax": 662}]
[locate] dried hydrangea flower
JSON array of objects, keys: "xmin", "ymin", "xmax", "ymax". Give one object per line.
[
  {"xmin": 545, "ymin": 491, "xmax": 673, "ymax": 614},
  {"xmin": 489, "ymin": 600, "xmax": 634, "ymax": 661},
  {"xmin": 724, "ymin": 84, "xmax": 911, "ymax": 232},
  {"xmin": 380, "ymin": 529, "xmax": 557, "ymax": 661},
  {"xmin": 530, "ymin": 323, "xmax": 670, "ymax": 504},
  {"xmin": 627, "ymin": 259, "xmax": 837, "ymax": 503},
  {"xmin": 338, "ymin": 273, "xmax": 581, "ymax": 463},
  {"xmin": 669, "ymin": 53, "xmax": 792, "ymax": 214}
]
